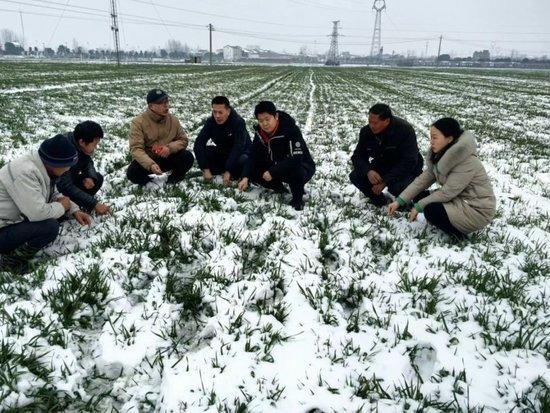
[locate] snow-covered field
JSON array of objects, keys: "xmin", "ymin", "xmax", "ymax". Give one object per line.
[{"xmin": 0, "ymin": 62, "xmax": 549, "ymax": 412}]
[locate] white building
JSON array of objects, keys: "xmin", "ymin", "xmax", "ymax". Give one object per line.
[{"xmin": 223, "ymin": 45, "xmax": 243, "ymax": 62}]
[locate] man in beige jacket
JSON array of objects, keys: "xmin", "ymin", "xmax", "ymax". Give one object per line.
[
  {"xmin": 127, "ymin": 89, "xmax": 194, "ymax": 185},
  {"xmin": 0, "ymin": 134, "xmax": 92, "ymax": 273}
]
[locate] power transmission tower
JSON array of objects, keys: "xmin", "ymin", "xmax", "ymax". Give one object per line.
[
  {"xmin": 325, "ymin": 20, "xmax": 340, "ymax": 66},
  {"xmin": 110, "ymin": 0, "xmax": 121, "ymax": 66},
  {"xmin": 370, "ymin": 0, "xmax": 386, "ymax": 58}
]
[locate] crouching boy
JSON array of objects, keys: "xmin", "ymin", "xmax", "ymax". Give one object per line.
[{"xmin": 57, "ymin": 120, "xmax": 110, "ymax": 214}]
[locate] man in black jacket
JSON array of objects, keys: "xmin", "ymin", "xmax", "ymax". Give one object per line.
[
  {"xmin": 57, "ymin": 121, "xmax": 110, "ymax": 215},
  {"xmin": 349, "ymin": 103, "xmax": 423, "ymax": 207},
  {"xmin": 194, "ymin": 96, "xmax": 251, "ymax": 186},
  {"xmin": 238, "ymin": 101, "xmax": 316, "ymax": 211}
]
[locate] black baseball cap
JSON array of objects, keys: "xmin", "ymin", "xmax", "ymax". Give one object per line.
[{"xmin": 146, "ymin": 89, "xmax": 169, "ymax": 104}]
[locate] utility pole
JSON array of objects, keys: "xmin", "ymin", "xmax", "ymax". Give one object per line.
[
  {"xmin": 437, "ymin": 35, "xmax": 443, "ymax": 63},
  {"xmin": 19, "ymin": 11, "xmax": 25, "ymax": 48},
  {"xmin": 208, "ymin": 23, "xmax": 214, "ymax": 65},
  {"xmin": 325, "ymin": 21, "xmax": 340, "ymax": 66},
  {"xmin": 110, "ymin": 0, "xmax": 121, "ymax": 66}
]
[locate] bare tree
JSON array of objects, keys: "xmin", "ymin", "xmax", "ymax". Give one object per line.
[
  {"xmin": 1, "ymin": 28, "xmax": 20, "ymax": 44},
  {"xmin": 166, "ymin": 39, "xmax": 184, "ymax": 54}
]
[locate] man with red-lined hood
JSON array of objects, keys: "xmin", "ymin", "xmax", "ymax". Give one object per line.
[{"xmin": 238, "ymin": 101, "xmax": 315, "ymax": 210}]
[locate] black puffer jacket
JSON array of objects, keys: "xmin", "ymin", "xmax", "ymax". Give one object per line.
[
  {"xmin": 351, "ymin": 116, "xmax": 423, "ymax": 185},
  {"xmin": 56, "ymin": 132, "xmax": 100, "ymax": 210},
  {"xmin": 193, "ymin": 109, "xmax": 251, "ymax": 171},
  {"xmin": 244, "ymin": 111, "xmax": 315, "ymax": 177}
]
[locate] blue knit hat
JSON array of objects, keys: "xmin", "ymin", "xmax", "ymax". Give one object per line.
[{"xmin": 38, "ymin": 134, "xmax": 78, "ymax": 168}]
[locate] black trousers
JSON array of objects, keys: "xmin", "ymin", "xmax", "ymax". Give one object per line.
[
  {"xmin": 349, "ymin": 169, "xmax": 419, "ymax": 207},
  {"xmin": 0, "ymin": 219, "xmax": 60, "ymax": 254},
  {"xmin": 127, "ymin": 150, "xmax": 194, "ymax": 186},
  {"xmin": 203, "ymin": 147, "xmax": 247, "ymax": 178},
  {"xmin": 423, "ymin": 203, "xmax": 466, "ymax": 239},
  {"xmin": 249, "ymin": 158, "xmax": 314, "ymax": 202}
]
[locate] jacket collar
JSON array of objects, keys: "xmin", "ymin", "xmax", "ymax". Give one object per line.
[
  {"xmin": 146, "ymin": 108, "xmax": 167, "ymax": 123},
  {"xmin": 31, "ymin": 150, "xmax": 53, "ymax": 182},
  {"xmin": 434, "ymin": 131, "xmax": 477, "ymax": 175}
]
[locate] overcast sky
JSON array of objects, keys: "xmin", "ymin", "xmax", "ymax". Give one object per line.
[{"xmin": 0, "ymin": 0, "xmax": 549, "ymax": 57}]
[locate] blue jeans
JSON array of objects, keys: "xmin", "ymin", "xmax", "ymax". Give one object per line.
[{"xmin": 0, "ymin": 219, "xmax": 60, "ymax": 254}]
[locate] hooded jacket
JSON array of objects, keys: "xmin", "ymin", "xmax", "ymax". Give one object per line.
[
  {"xmin": 0, "ymin": 151, "xmax": 79, "ymax": 229},
  {"xmin": 399, "ymin": 131, "xmax": 496, "ymax": 234},
  {"xmin": 128, "ymin": 109, "xmax": 189, "ymax": 170},
  {"xmin": 351, "ymin": 116, "xmax": 423, "ymax": 185},
  {"xmin": 244, "ymin": 111, "xmax": 315, "ymax": 178},
  {"xmin": 193, "ymin": 109, "xmax": 251, "ymax": 172},
  {"xmin": 56, "ymin": 132, "xmax": 101, "ymax": 210}
]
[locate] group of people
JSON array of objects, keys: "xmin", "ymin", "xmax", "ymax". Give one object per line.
[{"xmin": 0, "ymin": 89, "xmax": 496, "ymax": 273}]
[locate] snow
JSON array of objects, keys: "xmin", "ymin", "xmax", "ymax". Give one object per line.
[{"xmin": 0, "ymin": 62, "xmax": 549, "ymax": 412}]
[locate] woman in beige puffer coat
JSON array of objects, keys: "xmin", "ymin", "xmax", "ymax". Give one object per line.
[{"xmin": 388, "ymin": 117, "xmax": 496, "ymax": 239}]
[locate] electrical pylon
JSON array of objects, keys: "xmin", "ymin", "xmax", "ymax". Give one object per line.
[
  {"xmin": 370, "ymin": 0, "xmax": 386, "ymax": 58},
  {"xmin": 325, "ymin": 20, "xmax": 340, "ymax": 66}
]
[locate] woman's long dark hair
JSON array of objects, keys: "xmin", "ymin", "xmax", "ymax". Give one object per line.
[{"xmin": 430, "ymin": 117, "xmax": 464, "ymax": 164}]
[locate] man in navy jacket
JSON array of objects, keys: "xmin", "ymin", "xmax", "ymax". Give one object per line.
[
  {"xmin": 238, "ymin": 101, "xmax": 316, "ymax": 211},
  {"xmin": 194, "ymin": 96, "xmax": 251, "ymax": 186},
  {"xmin": 349, "ymin": 103, "xmax": 423, "ymax": 207}
]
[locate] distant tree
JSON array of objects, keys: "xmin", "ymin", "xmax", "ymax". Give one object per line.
[
  {"xmin": 437, "ymin": 53, "xmax": 451, "ymax": 61},
  {"xmin": 4, "ymin": 41, "xmax": 23, "ymax": 55},
  {"xmin": 160, "ymin": 48, "xmax": 168, "ymax": 58},
  {"xmin": 167, "ymin": 39, "xmax": 186, "ymax": 58},
  {"xmin": 57, "ymin": 44, "xmax": 70, "ymax": 56},
  {"xmin": 44, "ymin": 47, "xmax": 55, "ymax": 57},
  {"xmin": 1, "ymin": 28, "xmax": 20, "ymax": 44}
]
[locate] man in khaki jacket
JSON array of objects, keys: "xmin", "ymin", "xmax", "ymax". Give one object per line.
[{"xmin": 127, "ymin": 89, "xmax": 194, "ymax": 185}]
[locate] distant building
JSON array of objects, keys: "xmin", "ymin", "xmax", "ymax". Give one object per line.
[
  {"xmin": 473, "ymin": 50, "xmax": 490, "ymax": 61},
  {"xmin": 223, "ymin": 46, "xmax": 243, "ymax": 62}
]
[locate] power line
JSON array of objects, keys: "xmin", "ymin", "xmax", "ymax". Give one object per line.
[
  {"xmin": 46, "ymin": 0, "xmax": 70, "ymax": 46},
  {"xmin": 11, "ymin": 0, "xmax": 550, "ymax": 37},
  {"xmin": 1, "ymin": 3, "xmax": 548, "ymax": 54}
]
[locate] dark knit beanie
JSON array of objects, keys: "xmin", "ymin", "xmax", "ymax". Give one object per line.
[
  {"xmin": 38, "ymin": 134, "xmax": 78, "ymax": 168},
  {"xmin": 146, "ymin": 89, "xmax": 169, "ymax": 104}
]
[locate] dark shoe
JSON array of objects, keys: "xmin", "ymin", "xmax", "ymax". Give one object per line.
[
  {"xmin": 166, "ymin": 173, "xmax": 185, "ymax": 185},
  {"xmin": 272, "ymin": 183, "xmax": 289, "ymax": 194},
  {"xmin": 0, "ymin": 254, "xmax": 29, "ymax": 274},
  {"xmin": 290, "ymin": 198, "xmax": 305, "ymax": 211},
  {"xmin": 369, "ymin": 194, "xmax": 391, "ymax": 208},
  {"xmin": 0, "ymin": 245, "xmax": 40, "ymax": 274}
]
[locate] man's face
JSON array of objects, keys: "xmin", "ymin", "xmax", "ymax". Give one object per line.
[
  {"xmin": 149, "ymin": 98, "xmax": 170, "ymax": 116},
  {"xmin": 368, "ymin": 113, "xmax": 390, "ymax": 135},
  {"xmin": 78, "ymin": 137, "xmax": 101, "ymax": 155},
  {"xmin": 212, "ymin": 104, "xmax": 231, "ymax": 125},
  {"xmin": 46, "ymin": 165, "xmax": 71, "ymax": 178},
  {"xmin": 257, "ymin": 112, "xmax": 279, "ymax": 135}
]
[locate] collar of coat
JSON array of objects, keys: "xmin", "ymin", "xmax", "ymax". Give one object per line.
[
  {"xmin": 146, "ymin": 108, "xmax": 167, "ymax": 123},
  {"xmin": 430, "ymin": 130, "xmax": 478, "ymax": 176}
]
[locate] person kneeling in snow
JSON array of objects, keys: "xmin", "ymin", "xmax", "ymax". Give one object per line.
[
  {"xmin": 57, "ymin": 120, "xmax": 111, "ymax": 215},
  {"xmin": 388, "ymin": 117, "xmax": 496, "ymax": 239},
  {"xmin": 349, "ymin": 103, "xmax": 424, "ymax": 207},
  {"xmin": 238, "ymin": 101, "xmax": 316, "ymax": 211},
  {"xmin": 127, "ymin": 89, "xmax": 194, "ymax": 186},
  {"xmin": 194, "ymin": 96, "xmax": 251, "ymax": 186},
  {"xmin": 0, "ymin": 134, "xmax": 92, "ymax": 273}
]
